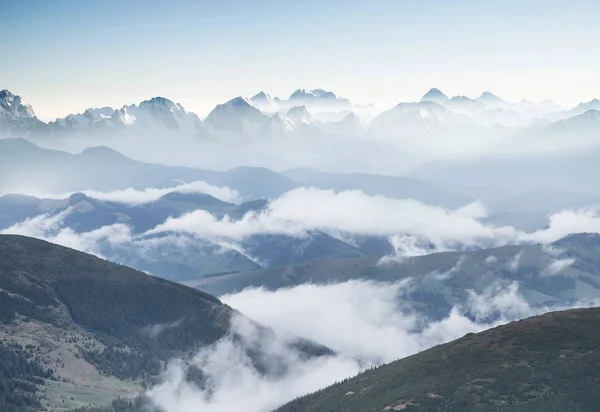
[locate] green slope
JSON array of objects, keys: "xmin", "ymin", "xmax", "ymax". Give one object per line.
[
  {"xmin": 276, "ymin": 307, "xmax": 600, "ymax": 412},
  {"xmin": 0, "ymin": 234, "xmax": 329, "ymax": 411}
]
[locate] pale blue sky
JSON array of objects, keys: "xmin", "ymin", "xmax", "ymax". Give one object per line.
[{"xmin": 2, "ymin": 0, "xmax": 599, "ymax": 120}]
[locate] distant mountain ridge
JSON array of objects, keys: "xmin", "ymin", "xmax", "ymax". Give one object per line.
[
  {"xmin": 2, "ymin": 87, "xmax": 596, "ymax": 140},
  {"xmin": 193, "ymin": 233, "xmax": 600, "ymax": 317}
]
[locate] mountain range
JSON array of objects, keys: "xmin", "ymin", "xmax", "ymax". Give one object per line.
[{"xmin": 2, "ymin": 88, "xmax": 599, "ymax": 141}]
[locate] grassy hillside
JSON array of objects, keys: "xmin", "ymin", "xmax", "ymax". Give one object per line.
[
  {"xmin": 0, "ymin": 234, "xmax": 329, "ymax": 411},
  {"xmin": 276, "ymin": 307, "xmax": 600, "ymax": 412},
  {"xmin": 0, "ymin": 234, "xmax": 235, "ymax": 410}
]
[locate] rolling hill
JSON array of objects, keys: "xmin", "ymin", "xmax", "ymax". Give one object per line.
[{"xmin": 276, "ymin": 306, "xmax": 600, "ymax": 412}]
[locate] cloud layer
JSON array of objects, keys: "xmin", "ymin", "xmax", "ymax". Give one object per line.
[
  {"xmin": 4, "ymin": 189, "xmax": 600, "ymax": 268},
  {"xmin": 0, "ymin": 180, "xmax": 241, "ymax": 204},
  {"xmin": 146, "ymin": 279, "xmax": 599, "ymax": 412}
]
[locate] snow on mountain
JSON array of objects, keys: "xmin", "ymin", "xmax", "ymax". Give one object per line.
[
  {"xmin": 52, "ymin": 107, "xmax": 116, "ymax": 131},
  {"xmin": 130, "ymin": 96, "xmax": 202, "ymax": 131},
  {"xmin": 282, "ymin": 88, "xmax": 351, "ymax": 109},
  {"xmin": 4, "ymin": 86, "xmax": 599, "ymax": 142},
  {"xmin": 46, "ymin": 96, "xmax": 203, "ymax": 137},
  {"xmin": 420, "ymin": 88, "xmax": 449, "ymax": 104},
  {"xmin": 285, "ymin": 105, "xmax": 313, "ymax": 126},
  {"xmin": 250, "ymin": 92, "xmax": 279, "ymax": 113},
  {"xmin": 260, "ymin": 112, "xmax": 296, "ymax": 136},
  {"xmin": 0, "ymin": 89, "xmax": 44, "ymax": 136},
  {"xmin": 369, "ymin": 101, "xmax": 464, "ymax": 136},
  {"xmin": 204, "ymin": 96, "xmax": 269, "ymax": 134}
]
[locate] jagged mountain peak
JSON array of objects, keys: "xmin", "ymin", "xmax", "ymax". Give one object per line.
[
  {"xmin": 286, "ymin": 105, "xmax": 312, "ymax": 124},
  {"xmin": 224, "ymin": 96, "xmax": 255, "ymax": 107},
  {"xmin": 138, "ymin": 96, "xmax": 184, "ymax": 113},
  {"xmin": 205, "ymin": 96, "xmax": 268, "ymax": 132},
  {"xmin": 251, "ymin": 91, "xmax": 272, "ymax": 100},
  {"xmin": 0, "ymin": 89, "xmax": 44, "ymax": 136},
  {"xmin": 290, "ymin": 88, "xmax": 338, "ymax": 100},
  {"xmin": 250, "ymin": 92, "xmax": 279, "ymax": 112},
  {"xmin": 0, "ymin": 89, "xmax": 37, "ymax": 119},
  {"xmin": 262, "ymin": 112, "xmax": 295, "ymax": 134}
]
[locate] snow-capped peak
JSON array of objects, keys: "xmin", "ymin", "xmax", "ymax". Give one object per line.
[
  {"xmin": 252, "ymin": 91, "xmax": 272, "ymax": 100},
  {"xmin": 263, "ymin": 111, "xmax": 295, "ymax": 134},
  {"xmin": 0, "ymin": 89, "xmax": 44, "ymax": 136},
  {"xmin": 204, "ymin": 96, "xmax": 268, "ymax": 132},
  {"xmin": 46, "ymin": 95, "xmax": 201, "ymax": 135},
  {"xmin": 421, "ymin": 88, "xmax": 449, "ymax": 104},
  {"xmin": 139, "ymin": 96, "xmax": 184, "ymax": 114},
  {"xmin": 284, "ymin": 88, "xmax": 351, "ymax": 109},
  {"xmin": 289, "ymin": 88, "xmax": 339, "ymax": 101},
  {"xmin": 250, "ymin": 92, "xmax": 279, "ymax": 113},
  {"xmin": 0, "ymin": 89, "xmax": 37, "ymax": 119},
  {"xmin": 285, "ymin": 105, "xmax": 312, "ymax": 125},
  {"xmin": 224, "ymin": 96, "xmax": 255, "ymax": 108}
]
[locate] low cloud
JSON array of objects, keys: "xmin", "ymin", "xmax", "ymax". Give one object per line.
[
  {"xmin": 147, "ymin": 188, "xmax": 518, "ymax": 247},
  {"xmin": 142, "ymin": 318, "xmax": 185, "ymax": 339},
  {"xmin": 522, "ymin": 207, "xmax": 600, "ymax": 244},
  {"xmin": 0, "ymin": 208, "xmax": 132, "ymax": 259},
  {"xmin": 1, "ymin": 180, "xmax": 241, "ymax": 204},
  {"xmin": 543, "ymin": 258, "xmax": 576, "ymax": 276},
  {"xmin": 5, "ymin": 189, "xmax": 600, "ymax": 271},
  {"xmin": 485, "ymin": 255, "xmax": 498, "ymax": 265},
  {"xmin": 147, "ymin": 189, "xmax": 600, "ymax": 253},
  {"xmin": 146, "ymin": 279, "xmax": 599, "ymax": 412},
  {"xmin": 505, "ymin": 250, "xmax": 523, "ymax": 273}
]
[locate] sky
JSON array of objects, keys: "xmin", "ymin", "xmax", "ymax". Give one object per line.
[{"xmin": 2, "ymin": 0, "xmax": 599, "ymax": 121}]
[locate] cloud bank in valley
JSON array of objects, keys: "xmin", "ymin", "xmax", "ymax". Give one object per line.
[
  {"xmin": 0, "ymin": 180, "xmax": 242, "ymax": 204},
  {"xmin": 147, "ymin": 188, "xmax": 600, "ymax": 249},
  {"xmin": 4, "ymin": 188, "xmax": 600, "ymax": 266},
  {"xmin": 146, "ymin": 279, "xmax": 599, "ymax": 412}
]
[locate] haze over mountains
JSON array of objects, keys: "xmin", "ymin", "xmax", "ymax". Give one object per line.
[{"xmin": 4, "ymin": 86, "xmax": 600, "ymax": 412}]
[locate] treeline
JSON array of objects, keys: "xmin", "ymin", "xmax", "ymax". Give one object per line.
[
  {"xmin": 53, "ymin": 277, "xmax": 230, "ymax": 379},
  {"xmin": 69, "ymin": 396, "xmax": 162, "ymax": 412},
  {"xmin": 0, "ymin": 343, "xmax": 54, "ymax": 412},
  {"xmin": 0, "ymin": 290, "xmax": 55, "ymax": 324}
]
